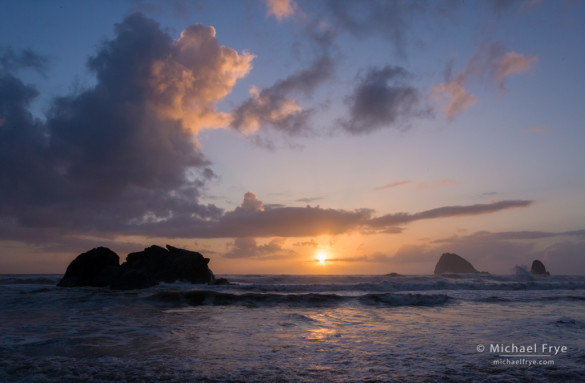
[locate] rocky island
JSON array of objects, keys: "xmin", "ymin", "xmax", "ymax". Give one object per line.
[
  {"xmin": 58, "ymin": 245, "xmax": 220, "ymax": 290},
  {"xmin": 530, "ymin": 259, "xmax": 550, "ymax": 276},
  {"xmin": 434, "ymin": 252, "xmax": 481, "ymax": 275}
]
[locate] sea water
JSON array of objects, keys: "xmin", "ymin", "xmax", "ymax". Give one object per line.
[{"xmin": 1, "ymin": 273, "xmax": 584, "ymax": 382}]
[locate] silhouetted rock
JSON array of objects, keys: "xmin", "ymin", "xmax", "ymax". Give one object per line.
[
  {"xmin": 58, "ymin": 245, "xmax": 216, "ymax": 289},
  {"xmin": 434, "ymin": 253, "xmax": 479, "ymax": 275},
  {"xmin": 530, "ymin": 260, "xmax": 550, "ymax": 276},
  {"xmin": 110, "ymin": 245, "xmax": 215, "ymax": 290},
  {"xmin": 211, "ymin": 277, "xmax": 231, "ymax": 285},
  {"xmin": 57, "ymin": 247, "xmax": 120, "ymax": 287}
]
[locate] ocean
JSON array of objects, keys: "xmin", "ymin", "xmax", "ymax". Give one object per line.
[{"xmin": 1, "ymin": 272, "xmax": 584, "ymax": 382}]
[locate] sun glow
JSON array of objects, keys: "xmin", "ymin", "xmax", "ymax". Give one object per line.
[{"xmin": 316, "ymin": 251, "xmax": 328, "ymax": 264}]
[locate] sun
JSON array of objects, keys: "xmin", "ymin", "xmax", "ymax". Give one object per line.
[{"xmin": 316, "ymin": 251, "xmax": 328, "ymax": 264}]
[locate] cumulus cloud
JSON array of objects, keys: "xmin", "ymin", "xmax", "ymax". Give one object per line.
[
  {"xmin": 230, "ymin": 56, "xmax": 334, "ymax": 136},
  {"xmin": 224, "ymin": 237, "xmax": 295, "ymax": 259},
  {"xmin": 340, "ymin": 65, "xmax": 430, "ymax": 134},
  {"xmin": 264, "ymin": 0, "xmax": 299, "ymax": 21},
  {"xmin": 0, "ymin": 13, "xmax": 255, "ymax": 240},
  {"xmin": 432, "ymin": 42, "xmax": 537, "ymax": 118},
  {"xmin": 144, "ymin": 23, "xmax": 254, "ymax": 132},
  {"xmin": 236, "ymin": 192, "xmax": 264, "ymax": 212}
]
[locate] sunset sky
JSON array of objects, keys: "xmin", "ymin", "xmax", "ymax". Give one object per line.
[{"xmin": 1, "ymin": 0, "xmax": 584, "ymax": 275}]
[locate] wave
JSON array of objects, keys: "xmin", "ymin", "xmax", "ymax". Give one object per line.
[
  {"xmin": 0, "ymin": 275, "xmax": 60, "ymax": 285},
  {"xmin": 220, "ymin": 275, "xmax": 585, "ymax": 294},
  {"xmin": 147, "ymin": 290, "xmax": 452, "ymax": 308},
  {"xmin": 358, "ymin": 293, "xmax": 450, "ymax": 306},
  {"xmin": 555, "ymin": 317, "xmax": 585, "ymax": 329}
]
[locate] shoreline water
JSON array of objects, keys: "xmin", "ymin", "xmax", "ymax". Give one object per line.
[{"xmin": 1, "ymin": 274, "xmax": 584, "ymax": 382}]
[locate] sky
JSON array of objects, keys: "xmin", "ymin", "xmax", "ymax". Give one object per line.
[{"xmin": 1, "ymin": 0, "xmax": 584, "ymax": 275}]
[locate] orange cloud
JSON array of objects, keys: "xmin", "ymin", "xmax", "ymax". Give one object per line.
[
  {"xmin": 493, "ymin": 51, "xmax": 538, "ymax": 93},
  {"xmin": 431, "ymin": 74, "xmax": 477, "ymax": 119},
  {"xmin": 264, "ymin": 0, "xmax": 298, "ymax": 21},
  {"xmin": 374, "ymin": 180, "xmax": 413, "ymax": 190},
  {"xmin": 375, "ymin": 179, "xmax": 459, "ymax": 191},
  {"xmin": 149, "ymin": 24, "xmax": 254, "ymax": 133},
  {"xmin": 432, "ymin": 42, "xmax": 537, "ymax": 119}
]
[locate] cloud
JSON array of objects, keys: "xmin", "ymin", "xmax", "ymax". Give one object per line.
[
  {"xmin": 0, "ymin": 47, "xmax": 48, "ymax": 75},
  {"xmin": 432, "ymin": 42, "xmax": 537, "ymax": 118},
  {"xmin": 236, "ymin": 192, "xmax": 264, "ymax": 212},
  {"xmin": 230, "ymin": 56, "xmax": 334, "ymax": 136},
  {"xmin": 134, "ymin": 193, "xmax": 533, "ymax": 239},
  {"xmin": 369, "ymin": 200, "xmax": 532, "ymax": 228},
  {"xmin": 374, "ymin": 180, "xmax": 413, "ymax": 190},
  {"xmin": 431, "ymin": 74, "xmax": 477, "ymax": 119},
  {"xmin": 224, "ymin": 237, "xmax": 295, "ymax": 259},
  {"xmin": 293, "ymin": 239, "xmax": 319, "ymax": 247},
  {"xmin": 340, "ymin": 65, "xmax": 430, "ymax": 134},
  {"xmin": 323, "ymin": 0, "xmax": 421, "ymax": 57},
  {"xmin": 433, "ymin": 229, "xmax": 585, "ymax": 243},
  {"xmin": 521, "ymin": 0, "xmax": 543, "ymax": 11},
  {"xmin": 489, "ymin": 0, "xmax": 524, "ymax": 15},
  {"xmin": 295, "ymin": 196, "xmax": 325, "ymax": 203},
  {"xmin": 264, "ymin": 0, "xmax": 299, "ymax": 21},
  {"xmin": 327, "ymin": 252, "xmax": 394, "ymax": 263},
  {"xmin": 144, "ymin": 23, "xmax": 254, "ymax": 132},
  {"xmin": 0, "ymin": 13, "xmax": 256, "ymax": 241},
  {"xmin": 492, "ymin": 51, "xmax": 537, "ymax": 92},
  {"xmin": 375, "ymin": 179, "xmax": 459, "ymax": 191}
]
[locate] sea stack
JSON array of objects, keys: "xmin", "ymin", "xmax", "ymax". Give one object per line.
[
  {"xmin": 58, "ymin": 245, "xmax": 217, "ymax": 289},
  {"xmin": 434, "ymin": 253, "xmax": 479, "ymax": 275},
  {"xmin": 530, "ymin": 260, "xmax": 550, "ymax": 276},
  {"xmin": 57, "ymin": 247, "xmax": 120, "ymax": 287}
]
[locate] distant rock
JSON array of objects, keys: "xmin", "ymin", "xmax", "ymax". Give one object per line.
[
  {"xmin": 530, "ymin": 260, "xmax": 550, "ymax": 276},
  {"xmin": 57, "ymin": 247, "xmax": 120, "ymax": 287},
  {"xmin": 58, "ymin": 245, "xmax": 219, "ymax": 289},
  {"xmin": 434, "ymin": 253, "xmax": 479, "ymax": 275}
]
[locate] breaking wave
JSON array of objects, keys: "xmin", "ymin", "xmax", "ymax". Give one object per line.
[{"xmin": 147, "ymin": 290, "xmax": 451, "ymax": 308}]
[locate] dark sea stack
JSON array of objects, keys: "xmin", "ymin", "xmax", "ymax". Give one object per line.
[
  {"xmin": 162, "ymin": 245, "xmax": 215, "ymax": 284},
  {"xmin": 110, "ymin": 244, "xmax": 215, "ymax": 290},
  {"xmin": 530, "ymin": 260, "xmax": 550, "ymax": 276},
  {"xmin": 434, "ymin": 253, "xmax": 479, "ymax": 275},
  {"xmin": 57, "ymin": 247, "xmax": 120, "ymax": 287},
  {"xmin": 58, "ymin": 244, "xmax": 216, "ymax": 289}
]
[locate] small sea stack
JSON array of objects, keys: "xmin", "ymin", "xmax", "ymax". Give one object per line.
[
  {"xmin": 434, "ymin": 253, "xmax": 479, "ymax": 275},
  {"xmin": 57, "ymin": 247, "xmax": 120, "ymax": 287},
  {"xmin": 58, "ymin": 245, "xmax": 219, "ymax": 289},
  {"xmin": 530, "ymin": 260, "xmax": 550, "ymax": 276}
]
